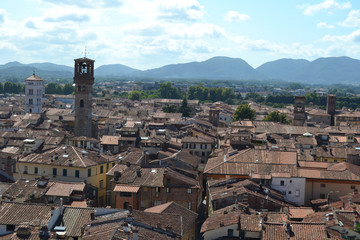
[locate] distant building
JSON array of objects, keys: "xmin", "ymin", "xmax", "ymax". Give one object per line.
[
  {"xmin": 74, "ymin": 57, "xmax": 95, "ymax": 137},
  {"xmin": 293, "ymin": 96, "xmax": 306, "ymax": 126},
  {"xmin": 25, "ymin": 73, "xmax": 44, "ymax": 114}
]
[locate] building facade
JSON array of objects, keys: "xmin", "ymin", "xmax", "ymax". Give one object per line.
[
  {"xmin": 74, "ymin": 57, "xmax": 95, "ymax": 137},
  {"xmin": 25, "ymin": 74, "xmax": 44, "ymax": 114}
]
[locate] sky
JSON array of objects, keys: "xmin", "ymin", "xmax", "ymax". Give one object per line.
[{"xmin": 0, "ymin": 0, "xmax": 360, "ymax": 70}]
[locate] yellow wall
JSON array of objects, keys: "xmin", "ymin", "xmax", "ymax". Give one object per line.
[
  {"xmin": 305, "ymin": 179, "xmax": 360, "ymax": 204},
  {"xmin": 14, "ymin": 161, "xmax": 114, "ymax": 206}
]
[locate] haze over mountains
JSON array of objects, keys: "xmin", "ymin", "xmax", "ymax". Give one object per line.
[{"xmin": 0, "ymin": 56, "xmax": 359, "ymax": 84}]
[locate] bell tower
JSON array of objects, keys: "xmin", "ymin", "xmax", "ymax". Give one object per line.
[{"xmin": 73, "ymin": 57, "xmax": 95, "ymax": 137}]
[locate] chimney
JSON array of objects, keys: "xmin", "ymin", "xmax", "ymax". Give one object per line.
[
  {"xmin": 90, "ymin": 212, "xmax": 95, "ymax": 220},
  {"xmin": 59, "ymin": 198, "xmax": 63, "ymax": 216},
  {"xmin": 55, "ymin": 153, "xmax": 58, "ymax": 160},
  {"xmin": 51, "ymin": 156, "xmax": 53, "ymax": 162},
  {"xmin": 136, "ymin": 169, "xmax": 141, "ymax": 177},
  {"xmin": 68, "ymin": 160, "xmax": 72, "ymax": 166}
]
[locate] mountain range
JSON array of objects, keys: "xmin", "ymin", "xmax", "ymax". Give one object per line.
[{"xmin": 1, "ymin": 56, "xmax": 359, "ymax": 84}]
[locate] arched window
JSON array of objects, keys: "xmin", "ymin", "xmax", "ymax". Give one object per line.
[
  {"xmin": 80, "ymin": 99, "xmax": 84, "ymax": 108},
  {"xmin": 78, "ymin": 85, "xmax": 81, "ymax": 92}
]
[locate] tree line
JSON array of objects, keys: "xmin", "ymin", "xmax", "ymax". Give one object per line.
[{"xmin": 0, "ymin": 82, "xmax": 74, "ymax": 95}]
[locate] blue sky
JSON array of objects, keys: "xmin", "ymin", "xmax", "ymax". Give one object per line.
[{"xmin": 0, "ymin": 0, "xmax": 360, "ymax": 70}]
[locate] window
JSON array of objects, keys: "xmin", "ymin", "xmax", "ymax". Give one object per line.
[
  {"xmin": 280, "ymin": 180, "xmax": 285, "ymax": 186},
  {"xmin": 75, "ymin": 170, "xmax": 80, "ymax": 178},
  {"xmin": 99, "ymin": 180, "xmax": 104, "ymax": 189},
  {"xmin": 28, "ymin": 89, "xmax": 33, "ymax": 95},
  {"xmin": 320, "ymin": 193, "xmax": 326, "ymax": 199},
  {"xmin": 155, "ymin": 187, "xmax": 160, "ymax": 193},
  {"xmin": 53, "ymin": 168, "xmax": 57, "ymax": 176},
  {"xmin": 34, "ymin": 167, "xmax": 38, "ymax": 174},
  {"xmin": 63, "ymin": 169, "xmax": 67, "ymax": 176},
  {"xmin": 187, "ymin": 202, "xmax": 191, "ymax": 210},
  {"xmin": 290, "ymin": 180, "xmax": 292, "ymax": 183},
  {"xmin": 166, "ymin": 187, "xmax": 171, "ymax": 193},
  {"xmin": 296, "ymin": 190, "xmax": 300, "ymax": 197},
  {"xmin": 187, "ymin": 188, "xmax": 192, "ymax": 194},
  {"xmin": 80, "ymin": 99, "xmax": 84, "ymax": 108},
  {"xmin": 100, "ymin": 166, "xmax": 104, "ymax": 174},
  {"xmin": 112, "ymin": 162, "xmax": 115, "ymax": 167},
  {"xmin": 78, "ymin": 85, "xmax": 81, "ymax": 92},
  {"xmin": 288, "ymin": 191, "xmax": 292, "ymax": 195},
  {"xmin": 351, "ymin": 186, "xmax": 356, "ymax": 189},
  {"xmin": 37, "ymin": 89, "xmax": 41, "ymax": 95},
  {"xmin": 24, "ymin": 166, "xmax": 28, "ymax": 174},
  {"xmin": 321, "ymin": 184, "xmax": 326, "ymax": 188},
  {"xmin": 6, "ymin": 225, "xmax": 15, "ymax": 231},
  {"xmin": 29, "ymin": 99, "xmax": 33, "ymax": 104},
  {"xmin": 227, "ymin": 229, "xmax": 234, "ymax": 237},
  {"xmin": 120, "ymin": 192, "xmax": 132, "ymax": 197},
  {"xmin": 88, "ymin": 168, "xmax": 91, "ymax": 177}
]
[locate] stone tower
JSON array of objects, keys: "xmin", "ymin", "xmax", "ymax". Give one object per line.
[
  {"xmin": 327, "ymin": 94, "xmax": 336, "ymax": 126},
  {"xmin": 73, "ymin": 57, "xmax": 95, "ymax": 137},
  {"xmin": 293, "ymin": 96, "xmax": 306, "ymax": 126},
  {"xmin": 25, "ymin": 73, "xmax": 44, "ymax": 114},
  {"xmin": 209, "ymin": 109, "xmax": 220, "ymax": 127}
]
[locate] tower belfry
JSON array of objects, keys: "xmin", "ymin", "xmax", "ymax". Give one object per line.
[{"xmin": 73, "ymin": 57, "xmax": 95, "ymax": 137}]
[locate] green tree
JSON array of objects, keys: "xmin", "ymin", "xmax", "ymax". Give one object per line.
[
  {"xmin": 63, "ymin": 83, "xmax": 74, "ymax": 95},
  {"xmin": 178, "ymin": 96, "xmax": 191, "ymax": 117},
  {"xmin": 263, "ymin": 111, "xmax": 289, "ymax": 124},
  {"xmin": 162, "ymin": 105, "xmax": 178, "ymax": 113},
  {"xmin": 158, "ymin": 82, "xmax": 182, "ymax": 99},
  {"xmin": 129, "ymin": 90, "xmax": 142, "ymax": 101},
  {"xmin": 233, "ymin": 104, "xmax": 256, "ymax": 121},
  {"xmin": 45, "ymin": 83, "xmax": 58, "ymax": 94}
]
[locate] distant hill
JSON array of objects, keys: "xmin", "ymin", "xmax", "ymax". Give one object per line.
[
  {"xmin": 95, "ymin": 64, "xmax": 141, "ymax": 77},
  {"xmin": 256, "ymin": 58, "xmax": 310, "ymax": 81},
  {"xmin": 0, "ymin": 62, "xmax": 72, "ymax": 81},
  {"xmin": 257, "ymin": 56, "xmax": 360, "ymax": 84},
  {"xmin": 293, "ymin": 57, "xmax": 360, "ymax": 84},
  {"xmin": 135, "ymin": 56, "xmax": 265, "ymax": 80},
  {"xmin": 1, "ymin": 56, "xmax": 360, "ymax": 84}
]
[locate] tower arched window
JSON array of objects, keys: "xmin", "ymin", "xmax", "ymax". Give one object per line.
[
  {"xmin": 78, "ymin": 85, "xmax": 81, "ymax": 92},
  {"xmin": 80, "ymin": 99, "xmax": 84, "ymax": 108}
]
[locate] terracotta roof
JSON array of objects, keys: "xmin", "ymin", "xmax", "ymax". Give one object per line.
[
  {"xmin": 45, "ymin": 182, "xmax": 85, "ymax": 197},
  {"xmin": 113, "ymin": 185, "xmax": 140, "ymax": 193},
  {"xmin": 201, "ymin": 210, "xmax": 239, "ymax": 233},
  {"xmin": 59, "ymin": 207, "xmax": 94, "ymax": 237},
  {"xmin": 100, "ymin": 135, "xmax": 120, "ymax": 145},
  {"xmin": 288, "ymin": 207, "xmax": 314, "ymax": 219},
  {"xmin": 262, "ymin": 222, "xmax": 329, "ymax": 240},
  {"xmin": 25, "ymin": 74, "xmax": 43, "ymax": 81},
  {"xmin": 18, "ymin": 145, "xmax": 110, "ymax": 167},
  {"xmin": 144, "ymin": 201, "xmax": 197, "ymax": 234},
  {"xmin": 0, "ymin": 202, "xmax": 56, "ymax": 226}
]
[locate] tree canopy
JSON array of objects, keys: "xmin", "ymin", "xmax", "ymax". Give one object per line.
[
  {"xmin": 263, "ymin": 111, "xmax": 289, "ymax": 124},
  {"xmin": 233, "ymin": 104, "xmax": 256, "ymax": 121}
]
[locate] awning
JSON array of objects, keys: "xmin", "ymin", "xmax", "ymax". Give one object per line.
[{"xmin": 113, "ymin": 185, "xmax": 140, "ymax": 193}]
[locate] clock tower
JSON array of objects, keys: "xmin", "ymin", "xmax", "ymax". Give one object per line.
[{"xmin": 73, "ymin": 57, "xmax": 95, "ymax": 137}]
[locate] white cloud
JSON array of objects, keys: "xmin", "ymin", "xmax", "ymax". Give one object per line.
[
  {"xmin": 156, "ymin": 0, "xmax": 204, "ymax": 21},
  {"xmin": 224, "ymin": 11, "xmax": 250, "ymax": 22},
  {"xmin": 302, "ymin": 0, "xmax": 351, "ymax": 16},
  {"xmin": 0, "ymin": 8, "xmax": 7, "ymax": 23},
  {"xmin": 323, "ymin": 29, "xmax": 360, "ymax": 42},
  {"xmin": 341, "ymin": 10, "xmax": 360, "ymax": 27},
  {"xmin": 317, "ymin": 22, "xmax": 335, "ymax": 28}
]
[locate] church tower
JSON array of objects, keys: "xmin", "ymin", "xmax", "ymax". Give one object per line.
[
  {"xmin": 73, "ymin": 57, "xmax": 95, "ymax": 137},
  {"xmin": 25, "ymin": 73, "xmax": 44, "ymax": 114}
]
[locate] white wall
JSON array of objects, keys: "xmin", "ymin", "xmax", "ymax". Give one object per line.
[
  {"xmin": 271, "ymin": 177, "xmax": 306, "ymax": 206},
  {"xmin": 203, "ymin": 224, "xmax": 239, "ymax": 240},
  {"xmin": 0, "ymin": 225, "xmax": 13, "ymax": 236}
]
